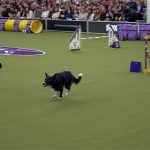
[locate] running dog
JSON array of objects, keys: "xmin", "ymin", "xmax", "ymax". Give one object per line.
[{"xmin": 43, "ymin": 71, "xmax": 83, "ymax": 99}]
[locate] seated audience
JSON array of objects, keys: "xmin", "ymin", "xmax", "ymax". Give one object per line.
[
  {"xmin": 72, "ymin": 9, "xmax": 79, "ymax": 20},
  {"xmin": 51, "ymin": 7, "xmax": 60, "ymax": 19},
  {"xmin": 78, "ymin": 7, "xmax": 88, "ymax": 20},
  {"xmin": 65, "ymin": 8, "xmax": 73, "ymax": 20},
  {"xmin": 59, "ymin": 7, "xmax": 66, "ymax": 19},
  {"xmin": 41, "ymin": 6, "xmax": 50, "ymax": 18},
  {"xmin": 0, "ymin": 0, "xmax": 147, "ymax": 22}
]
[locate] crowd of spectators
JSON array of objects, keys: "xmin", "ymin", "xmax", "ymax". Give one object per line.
[{"xmin": 0, "ymin": 0, "xmax": 147, "ymax": 22}]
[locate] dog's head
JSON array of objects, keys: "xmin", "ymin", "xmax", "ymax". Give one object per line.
[{"xmin": 43, "ymin": 73, "xmax": 52, "ymax": 87}]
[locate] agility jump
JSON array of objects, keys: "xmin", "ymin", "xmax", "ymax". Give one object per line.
[
  {"xmin": 69, "ymin": 25, "xmax": 81, "ymax": 51},
  {"xmin": 108, "ymin": 24, "xmax": 120, "ymax": 48}
]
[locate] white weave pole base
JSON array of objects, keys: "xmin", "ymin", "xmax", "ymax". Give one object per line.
[{"xmin": 147, "ymin": 0, "xmax": 150, "ymax": 23}]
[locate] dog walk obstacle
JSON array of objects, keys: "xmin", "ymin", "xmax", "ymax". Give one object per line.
[
  {"xmin": 108, "ymin": 24, "xmax": 120, "ymax": 48},
  {"xmin": 69, "ymin": 25, "xmax": 81, "ymax": 52},
  {"xmin": 144, "ymin": 34, "xmax": 150, "ymax": 74},
  {"xmin": 0, "ymin": 19, "xmax": 43, "ymax": 33}
]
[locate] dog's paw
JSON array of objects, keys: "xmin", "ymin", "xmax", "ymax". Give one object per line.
[{"xmin": 51, "ymin": 94, "xmax": 57, "ymax": 98}]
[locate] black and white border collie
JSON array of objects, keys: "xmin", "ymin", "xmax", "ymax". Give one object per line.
[{"xmin": 43, "ymin": 71, "xmax": 83, "ymax": 99}]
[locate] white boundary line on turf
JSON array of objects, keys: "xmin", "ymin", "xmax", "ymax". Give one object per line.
[{"xmin": 81, "ymin": 36, "xmax": 108, "ymax": 40}]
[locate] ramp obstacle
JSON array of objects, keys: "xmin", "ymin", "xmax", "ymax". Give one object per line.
[
  {"xmin": 69, "ymin": 25, "xmax": 81, "ymax": 52},
  {"xmin": 0, "ymin": 19, "xmax": 43, "ymax": 33}
]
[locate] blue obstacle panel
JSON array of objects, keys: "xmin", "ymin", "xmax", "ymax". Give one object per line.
[{"xmin": 130, "ymin": 61, "xmax": 142, "ymax": 72}]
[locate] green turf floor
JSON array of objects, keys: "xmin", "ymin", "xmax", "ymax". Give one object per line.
[{"xmin": 0, "ymin": 31, "xmax": 150, "ymax": 150}]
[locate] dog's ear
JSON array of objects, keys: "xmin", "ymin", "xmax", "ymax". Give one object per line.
[{"xmin": 45, "ymin": 73, "xmax": 49, "ymax": 77}]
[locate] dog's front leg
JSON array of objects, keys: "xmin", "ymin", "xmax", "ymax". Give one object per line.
[
  {"xmin": 51, "ymin": 89, "xmax": 59, "ymax": 98},
  {"xmin": 59, "ymin": 89, "xmax": 63, "ymax": 99}
]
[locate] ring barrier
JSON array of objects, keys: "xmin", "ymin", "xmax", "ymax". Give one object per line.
[{"xmin": 0, "ymin": 19, "xmax": 43, "ymax": 33}]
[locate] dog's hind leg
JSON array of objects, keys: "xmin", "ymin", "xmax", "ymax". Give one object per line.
[{"xmin": 65, "ymin": 83, "xmax": 71, "ymax": 96}]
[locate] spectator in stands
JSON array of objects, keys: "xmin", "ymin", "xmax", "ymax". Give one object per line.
[
  {"xmin": 41, "ymin": 6, "xmax": 49, "ymax": 18},
  {"xmin": 107, "ymin": 5, "xmax": 115, "ymax": 21},
  {"xmin": 51, "ymin": 7, "xmax": 60, "ymax": 19},
  {"xmin": 112, "ymin": 1, "xmax": 123, "ymax": 21},
  {"xmin": 15, "ymin": 7, "xmax": 24, "ymax": 18},
  {"xmin": 65, "ymin": 8, "xmax": 73, "ymax": 20},
  {"xmin": 0, "ymin": 3, "xmax": 5, "ymax": 17},
  {"xmin": 78, "ymin": 7, "xmax": 88, "ymax": 20},
  {"xmin": 72, "ymin": 9, "xmax": 79, "ymax": 20},
  {"xmin": 100, "ymin": 8, "xmax": 107, "ymax": 21},
  {"xmin": 1, "ymin": 3, "xmax": 13, "ymax": 17},
  {"xmin": 26, "ymin": 7, "xmax": 34, "ymax": 18},
  {"xmin": 59, "ymin": 7, "xmax": 66, "ymax": 19},
  {"xmin": 105, "ymin": 12, "xmax": 111, "ymax": 21},
  {"xmin": 34, "ymin": 6, "xmax": 42, "ymax": 18},
  {"xmin": 142, "ymin": 0, "xmax": 147, "ymax": 21},
  {"xmin": 140, "ymin": 0, "xmax": 147, "ymax": 17},
  {"xmin": 87, "ymin": 8, "xmax": 95, "ymax": 21},
  {"xmin": 94, "ymin": 8, "xmax": 101, "ymax": 21}
]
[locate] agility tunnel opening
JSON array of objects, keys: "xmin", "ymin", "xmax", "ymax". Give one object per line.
[
  {"xmin": 0, "ymin": 19, "xmax": 43, "ymax": 33},
  {"xmin": 4, "ymin": 19, "xmax": 16, "ymax": 31}
]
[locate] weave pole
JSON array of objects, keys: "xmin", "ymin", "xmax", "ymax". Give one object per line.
[
  {"xmin": 144, "ymin": 34, "xmax": 150, "ymax": 73},
  {"xmin": 145, "ymin": 40, "xmax": 148, "ymax": 69}
]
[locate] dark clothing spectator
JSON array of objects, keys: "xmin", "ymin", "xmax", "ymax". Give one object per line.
[
  {"xmin": 59, "ymin": 8, "xmax": 66, "ymax": 19},
  {"xmin": 34, "ymin": 7, "xmax": 42, "ymax": 18},
  {"xmin": 65, "ymin": 9, "xmax": 73, "ymax": 20}
]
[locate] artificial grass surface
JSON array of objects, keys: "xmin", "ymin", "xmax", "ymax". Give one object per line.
[{"xmin": 0, "ymin": 31, "xmax": 150, "ymax": 150}]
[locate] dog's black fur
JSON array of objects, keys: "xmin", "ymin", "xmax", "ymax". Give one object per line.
[
  {"xmin": 0, "ymin": 62, "xmax": 2, "ymax": 69},
  {"xmin": 43, "ymin": 71, "xmax": 83, "ymax": 98}
]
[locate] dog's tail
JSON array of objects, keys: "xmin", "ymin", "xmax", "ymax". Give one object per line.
[{"xmin": 73, "ymin": 73, "xmax": 83, "ymax": 84}]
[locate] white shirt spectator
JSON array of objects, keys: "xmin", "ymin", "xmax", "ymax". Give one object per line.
[
  {"xmin": 27, "ymin": 10, "xmax": 34, "ymax": 18},
  {"xmin": 51, "ymin": 7, "xmax": 60, "ymax": 19},
  {"xmin": 78, "ymin": 8, "xmax": 88, "ymax": 20},
  {"xmin": 41, "ymin": 6, "xmax": 50, "ymax": 18}
]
